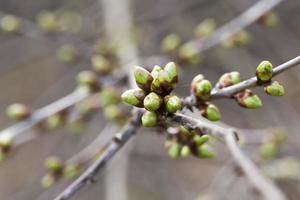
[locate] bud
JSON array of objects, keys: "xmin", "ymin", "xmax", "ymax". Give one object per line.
[
  {"xmin": 91, "ymin": 54, "xmax": 111, "ymax": 75},
  {"xmin": 164, "ymin": 62, "xmax": 178, "ymax": 88},
  {"xmin": 46, "ymin": 113, "xmax": 64, "ymax": 129},
  {"xmin": 180, "ymin": 145, "xmax": 191, "ymax": 158},
  {"xmin": 6, "ymin": 103, "xmax": 31, "ymax": 120},
  {"xmin": 151, "ymin": 65, "xmax": 162, "ymax": 78},
  {"xmin": 161, "ymin": 34, "xmax": 181, "ymax": 53},
  {"xmin": 264, "ymin": 81, "xmax": 284, "ymax": 96},
  {"xmin": 260, "ymin": 12, "xmax": 278, "ymax": 27},
  {"xmin": 197, "ymin": 144, "xmax": 215, "ymax": 159},
  {"xmin": 256, "ymin": 60, "xmax": 273, "ymax": 82},
  {"xmin": 168, "ymin": 143, "xmax": 181, "ymax": 159},
  {"xmin": 191, "ymin": 74, "xmax": 205, "ymax": 91},
  {"xmin": 0, "ymin": 15, "xmax": 21, "ymax": 33},
  {"xmin": 45, "ymin": 156, "xmax": 63, "ymax": 174},
  {"xmin": 151, "ymin": 70, "xmax": 172, "ymax": 95},
  {"xmin": 164, "ymin": 95, "xmax": 182, "ymax": 113},
  {"xmin": 76, "ymin": 70, "xmax": 98, "ymax": 88},
  {"xmin": 178, "ymin": 43, "xmax": 202, "ymax": 65},
  {"xmin": 193, "ymin": 135, "xmax": 209, "ymax": 146},
  {"xmin": 141, "ymin": 111, "xmax": 158, "ymax": 127},
  {"xmin": 217, "ymin": 71, "xmax": 240, "ymax": 88},
  {"xmin": 56, "ymin": 44, "xmax": 78, "ymax": 63},
  {"xmin": 144, "ymin": 92, "xmax": 162, "ymax": 111},
  {"xmin": 134, "ymin": 66, "xmax": 153, "ymax": 92},
  {"xmin": 259, "ymin": 142, "xmax": 278, "ymax": 159},
  {"xmin": 121, "ymin": 89, "xmax": 146, "ymax": 107},
  {"xmin": 100, "ymin": 87, "xmax": 121, "ymax": 107},
  {"xmin": 234, "ymin": 30, "xmax": 251, "ymax": 46},
  {"xmin": 103, "ymin": 105, "xmax": 121, "ymax": 120},
  {"xmin": 194, "ymin": 18, "xmax": 216, "ymax": 38},
  {"xmin": 200, "ymin": 104, "xmax": 221, "ymax": 121},
  {"xmin": 235, "ymin": 90, "xmax": 262, "ymax": 109},
  {"xmin": 193, "ymin": 80, "xmax": 212, "ymax": 101},
  {"xmin": 37, "ymin": 11, "xmax": 58, "ymax": 32},
  {"xmin": 41, "ymin": 174, "xmax": 55, "ymax": 188},
  {"xmin": 64, "ymin": 164, "xmax": 79, "ymax": 179},
  {"xmin": 0, "ymin": 134, "xmax": 13, "ymax": 152}
]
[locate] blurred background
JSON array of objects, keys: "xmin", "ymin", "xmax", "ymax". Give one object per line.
[{"xmin": 0, "ymin": 0, "xmax": 299, "ymax": 199}]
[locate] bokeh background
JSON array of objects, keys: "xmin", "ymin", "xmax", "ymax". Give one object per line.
[{"xmin": 0, "ymin": 0, "xmax": 299, "ymax": 199}]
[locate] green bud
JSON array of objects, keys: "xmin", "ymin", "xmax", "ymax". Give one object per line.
[
  {"xmin": 144, "ymin": 92, "xmax": 162, "ymax": 111},
  {"xmin": 201, "ymin": 104, "xmax": 221, "ymax": 121},
  {"xmin": 6, "ymin": 103, "xmax": 31, "ymax": 120},
  {"xmin": 193, "ymin": 135, "xmax": 209, "ymax": 146},
  {"xmin": 194, "ymin": 18, "xmax": 216, "ymax": 38},
  {"xmin": 194, "ymin": 80, "xmax": 212, "ymax": 101},
  {"xmin": 181, "ymin": 145, "xmax": 191, "ymax": 158},
  {"xmin": 151, "ymin": 70, "xmax": 172, "ymax": 95},
  {"xmin": 161, "ymin": 34, "xmax": 181, "ymax": 53},
  {"xmin": 141, "ymin": 111, "xmax": 158, "ymax": 127},
  {"xmin": 134, "ymin": 66, "xmax": 153, "ymax": 92},
  {"xmin": 168, "ymin": 143, "xmax": 181, "ymax": 159},
  {"xmin": 57, "ymin": 44, "xmax": 78, "ymax": 63},
  {"xmin": 0, "ymin": 134, "xmax": 13, "ymax": 152},
  {"xmin": 178, "ymin": 43, "xmax": 202, "ymax": 65},
  {"xmin": 191, "ymin": 74, "xmax": 205, "ymax": 91},
  {"xmin": 76, "ymin": 70, "xmax": 98, "ymax": 87},
  {"xmin": 264, "ymin": 81, "xmax": 285, "ymax": 96},
  {"xmin": 91, "ymin": 54, "xmax": 111, "ymax": 75},
  {"xmin": 0, "ymin": 15, "xmax": 21, "ymax": 33},
  {"xmin": 46, "ymin": 114, "xmax": 63, "ymax": 129},
  {"xmin": 259, "ymin": 143, "xmax": 278, "ymax": 159},
  {"xmin": 260, "ymin": 12, "xmax": 278, "ymax": 27},
  {"xmin": 164, "ymin": 62, "xmax": 178, "ymax": 87},
  {"xmin": 235, "ymin": 30, "xmax": 251, "ymax": 46},
  {"xmin": 37, "ymin": 11, "xmax": 58, "ymax": 32},
  {"xmin": 41, "ymin": 174, "xmax": 55, "ymax": 188},
  {"xmin": 235, "ymin": 90, "xmax": 262, "ymax": 109},
  {"xmin": 64, "ymin": 164, "xmax": 79, "ymax": 179},
  {"xmin": 100, "ymin": 87, "xmax": 120, "ymax": 107},
  {"xmin": 164, "ymin": 95, "xmax": 182, "ymax": 113},
  {"xmin": 121, "ymin": 89, "xmax": 146, "ymax": 107},
  {"xmin": 256, "ymin": 60, "xmax": 273, "ymax": 82},
  {"xmin": 197, "ymin": 144, "xmax": 215, "ymax": 159},
  {"xmin": 151, "ymin": 65, "xmax": 162, "ymax": 78},
  {"xmin": 45, "ymin": 156, "xmax": 63, "ymax": 173},
  {"xmin": 218, "ymin": 71, "xmax": 241, "ymax": 88},
  {"xmin": 103, "ymin": 105, "xmax": 121, "ymax": 120}
]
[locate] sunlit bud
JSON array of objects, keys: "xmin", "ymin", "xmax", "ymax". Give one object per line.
[
  {"xmin": 260, "ymin": 12, "xmax": 279, "ymax": 27},
  {"xmin": 235, "ymin": 90, "xmax": 262, "ymax": 109},
  {"xmin": 217, "ymin": 71, "xmax": 241, "ymax": 88},
  {"xmin": 181, "ymin": 145, "xmax": 191, "ymax": 158},
  {"xmin": 91, "ymin": 54, "xmax": 111, "ymax": 75},
  {"xmin": 6, "ymin": 103, "xmax": 31, "ymax": 120},
  {"xmin": 0, "ymin": 134, "xmax": 13, "ymax": 152},
  {"xmin": 134, "ymin": 66, "xmax": 153, "ymax": 92},
  {"xmin": 259, "ymin": 142, "xmax": 278, "ymax": 159},
  {"xmin": 46, "ymin": 113, "xmax": 64, "ymax": 129},
  {"xmin": 194, "ymin": 18, "xmax": 216, "ymax": 38},
  {"xmin": 164, "ymin": 62, "xmax": 178, "ymax": 87},
  {"xmin": 161, "ymin": 34, "xmax": 181, "ymax": 53},
  {"xmin": 56, "ymin": 44, "xmax": 78, "ymax": 63},
  {"xmin": 151, "ymin": 65, "xmax": 162, "ymax": 78},
  {"xmin": 121, "ymin": 89, "xmax": 146, "ymax": 107},
  {"xmin": 143, "ymin": 92, "xmax": 162, "ymax": 111},
  {"xmin": 193, "ymin": 135, "xmax": 209, "ymax": 146},
  {"xmin": 168, "ymin": 143, "xmax": 181, "ymax": 159},
  {"xmin": 197, "ymin": 144, "xmax": 215, "ymax": 159},
  {"xmin": 178, "ymin": 43, "xmax": 202, "ymax": 65},
  {"xmin": 164, "ymin": 95, "xmax": 182, "ymax": 113},
  {"xmin": 200, "ymin": 104, "xmax": 221, "ymax": 121},
  {"xmin": 76, "ymin": 70, "xmax": 98, "ymax": 88},
  {"xmin": 41, "ymin": 174, "xmax": 55, "ymax": 188},
  {"xmin": 256, "ymin": 60, "xmax": 273, "ymax": 82},
  {"xmin": 37, "ymin": 11, "xmax": 59, "ymax": 32},
  {"xmin": 193, "ymin": 80, "xmax": 212, "ymax": 101},
  {"xmin": 45, "ymin": 156, "xmax": 63, "ymax": 174},
  {"xmin": 0, "ymin": 15, "xmax": 21, "ymax": 33},
  {"xmin": 141, "ymin": 111, "xmax": 158, "ymax": 127},
  {"xmin": 264, "ymin": 81, "xmax": 284, "ymax": 96},
  {"xmin": 64, "ymin": 164, "xmax": 79, "ymax": 179}
]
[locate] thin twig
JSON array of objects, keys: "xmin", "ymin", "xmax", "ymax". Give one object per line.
[{"xmin": 187, "ymin": 0, "xmax": 282, "ymax": 52}]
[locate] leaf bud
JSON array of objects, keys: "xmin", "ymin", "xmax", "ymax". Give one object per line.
[
  {"xmin": 161, "ymin": 34, "xmax": 181, "ymax": 53},
  {"xmin": 197, "ymin": 144, "xmax": 215, "ymax": 159},
  {"xmin": 91, "ymin": 54, "xmax": 111, "ymax": 75},
  {"xmin": 200, "ymin": 103, "xmax": 221, "ymax": 121},
  {"xmin": 141, "ymin": 111, "xmax": 158, "ymax": 127},
  {"xmin": 0, "ymin": 15, "xmax": 21, "ymax": 33},
  {"xmin": 264, "ymin": 81, "xmax": 284, "ymax": 96},
  {"xmin": 164, "ymin": 95, "xmax": 183, "ymax": 113},
  {"xmin": 144, "ymin": 92, "xmax": 162, "ymax": 111},
  {"xmin": 134, "ymin": 66, "xmax": 153, "ymax": 92},
  {"xmin": 121, "ymin": 89, "xmax": 146, "ymax": 107},
  {"xmin": 256, "ymin": 60, "xmax": 273, "ymax": 82},
  {"xmin": 217, "ymin": 71, "xmax": 241, "ymax": 88},
  {"xmin": 6, "ymin": 103, "xmax": 31, "ymax": 120},
  {"xmin": 45, "ymin": 156, "xmax": 63, "ymax": 174},
  {"xmin": 168, "ymin": 143, "xmax": 181, "ymax": 159},
  {"xmin": 235, "ymin": 90, "xmax": 262, "ymax": 109}
]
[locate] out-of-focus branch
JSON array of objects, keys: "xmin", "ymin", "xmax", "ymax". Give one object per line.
[
  {"xmin": 210, "ymin": 55, "xmax": 300, "ymax": 100},
  {"xmin": 187, "ymin": 0, "xmax": 282, "ymax": 52},
  {"xmin": 168, "ymin": 113, "xmax": 286, "ymax": 200}
]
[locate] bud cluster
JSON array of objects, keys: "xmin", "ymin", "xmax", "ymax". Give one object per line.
[
  {"xmin": 165, "ymin": 126, "xmax": 215, "ymax": 159},
  {"xmin": 122, "ymin": 62, "xmax": 183, "ymax": 127}
]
